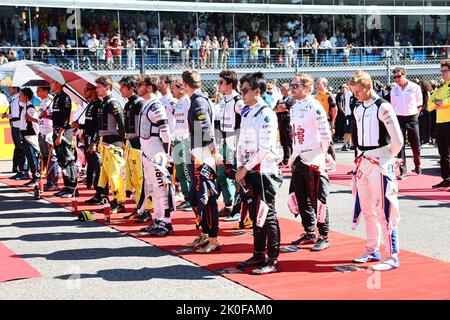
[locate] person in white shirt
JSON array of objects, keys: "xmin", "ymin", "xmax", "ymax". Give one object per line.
[
  {"xmin": 349, "ymin": 70, "xmax": 403, "ymax": 271},
  {"xmin": 235, "ymin": 72, "xmax": 283, "ymax": 275},
  {"xmin": 319, "ymin": 35, "xmax": 332, "ymax": 64},
  {"xmin": 37, "ymin": 86, "xmax": 59, "ymax": 190},
  {"xmin": 171, "ymin": 35, "xmax": 182, "ymax": 64},
  {"xmin": 1, "ymin": 87, "xmax": 29, "ymax": 179},
  {"xmin": 285, "ymin": 37, "xmax": 296, "ymax": 67},
  {"xmin": 390, "ymin": 67, "xmax": 423, "ymax": 179},
  {"xmin": 288, "ymin": 73, "xmax": 332, "ymax": 252},
  {"xmin": 47, "ymin": 22, "xmax": 58, "ymax": 46},
  {"xmin": 87, "ymin": 34, "xmax": 100, "ymax": 65},
  {"xmin": 171, "ymin": 79, "xmax": 193, "ymax": 211},
  {"xmin": 19, "ymin": 88, "xmax": 41, "ymax": 187}
]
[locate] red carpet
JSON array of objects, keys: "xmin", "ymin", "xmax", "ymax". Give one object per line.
[
  {"xmin": 0, "ymin": 242, "xmax": 41, "ymax": 282},
  {"xmin": 1, "ymin": 174, "xmax": 450, "ymax": 299}
]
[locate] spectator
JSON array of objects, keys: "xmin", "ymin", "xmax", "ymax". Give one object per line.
[
  {"xmin": 241, "ymin": 35, "xmax": 251, "ymax": 66},
  {"xmin": 110, "ymin": 34, "xmax": 123, "ymax": 66},
  {"xmin": 47, "ymin": 22, "xmax": 58, "ymax": 46},
  {"xmin": 301, "ymin": 40, "xmax": 312, "ymax": 66},
  {"xmin": 105, "ymin": 43, "xmax": 113, "ymax": 69},
  {"xmin": 311, "ymin": 38, "xmax": 319, "ymax": 66},
  {"xmin": 7, "ymin": 48, "xmax": 18, "ymax": 62},
  {"xmin": 161, "ymin": 36, "xmax": 171, "ymax": 66},
  {"xmin": 87, "ymin": 33, "xmax": 100, "ymax": 65},
  {"xmin": 203, "ymin": 35, "xmax": 212, "ymax": 68},
  {"xmin": 220, "ymin": 38, "xmax": 230, "ymax": 69},
  {"xmin": 171, "ymin": 35, "xmax": 182, "ymax": 65},
  {"xmin": 250, "ymin": 35, "xmax": 260, "ymax": 65},
  {"xmin": 0, "ymin": 53, "xmax": 8, "ymax": 64},
  {"xmin": 126, "ymin": 37, "xmax": 136, "ymax": 70},
  {"xmin": 211, "ymin": 36, "xmax": 220, "ymax": 69},
  {"xmin": 285, "ymin": 36, "xmax": 296, "ymax": 67},
  {"xmin": 319, "ymin": 34, "xmax": 332, "ymax": 63}
]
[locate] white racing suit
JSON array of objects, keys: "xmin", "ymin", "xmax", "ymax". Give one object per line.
[
  {"xmin": 139, "ymin": 97, "xmax": 175, "ymax": 223},
  {"xmin": 351, "ymin": 94, "xmax": 403, "ymax": 261}
]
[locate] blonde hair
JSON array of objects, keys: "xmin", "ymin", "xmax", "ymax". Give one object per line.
[
  {"xmin": 295, "ymin": 73, "xmax": 314, "ymax": 90},
  {"xmin": 348, "ymin": 70, "xmax": 373, "ymax": 87}
]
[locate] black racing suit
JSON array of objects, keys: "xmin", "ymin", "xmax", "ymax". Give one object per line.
[
  {"xmin": 243, "ymin": 168, "xmax": 283, "ymax": 260},
  {"xmin": 188, "ymin": 91, "xmax": 219, "ymax": 238},
  {"xmin": 51, "ymin": 91, "xmax": 77, "ymax": 190},
  {"xmin": 79, "ymin": 98, "xmax": 101, "ymax": 189}
]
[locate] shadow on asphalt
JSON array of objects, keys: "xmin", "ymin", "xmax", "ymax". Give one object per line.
[
  {"xmin": 0, "ymin": 230, "xmax": 126, "ymax": 242},
  {"xmin": 0, "ymin": 220, "xmax": 102, "ymax": 229},
  {"xmin": 55, "ymin": 264, "xmax": 217, "ymax": 281},
  {"xmin": 20, "ymin": 246, "xmax": 166, "ymax": 260}
]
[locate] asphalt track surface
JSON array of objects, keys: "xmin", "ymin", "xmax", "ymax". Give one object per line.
[{"xmin": 0, "ymin": 143, "xmax": 449, "ymax": 300}]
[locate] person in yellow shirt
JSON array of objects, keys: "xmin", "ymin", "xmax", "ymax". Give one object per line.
[
  {"xmin": 428, "ymin": 60, "xmax": 450, "ymax": 190},
  {"xmin": 250, "ymin": 35, "xmax": 261, "ymax": 65}
]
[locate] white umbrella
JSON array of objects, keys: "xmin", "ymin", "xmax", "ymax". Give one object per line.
[{"xmin": 0, "ymin": 60, "xmax": 47, "ymax": 87}]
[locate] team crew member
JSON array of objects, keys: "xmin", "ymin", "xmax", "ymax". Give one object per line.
[
  {"xmin": 288, "ymin": 74, "xmax": 332, "ymax": 251},
  {"xmin": 75, "ymin": 84, "xmax": 103, "ymax": 203},
  {"xmin": 36, "ymin": 86, "xmax": 59, "ymax": 191},
  {"xmin": 19, "ymin": 88, "xmax": 41, "ymax": 187},
  {"xmin": 429, "ymin": 60, "xmax": 450, "ymax": 190},
  {"xmin": 273, "ymin": 83, "xmax": 294, "ymax": 165},
  {"xmin": 159, "ymin": 75, "xmax": 177, "ymax": 135},
  {"xmin": 2, "ymin": 87, "xmax": 29, "ymax": 180},
  {"xmin": 349, "ymin": 70, "xmax": 403, "ymax": 271},
  {"xmin": 216, "ymin": 70, "xmax": 244, "ymax": 220},
  {"xmin": 50, "ymin": 80, "xmax": 78, "ymax": 198},
  {"xmin": 95, "ymin": 76, "xmax": 126, "ymax": 213},
  {"xmin": 183, "ymin": 69, "xmax": 221, "ymax": 253},
  {"xmin": 235, "ymin": 72, "xmax": 283, "ymax": 275},
  {"xmin": 116, "ymin": 76, "xmax": 152, "ymax": 219},
  {"xmin": 138, "ymin": 75, "xmax": 175, "ymax": 236},
  {"xmin": 342, "ymin": 85, "xmax": 354, "ymax": 151},
  {"xmin": 315, "ymin": 77, "xmax": 337, "ymax": 161},
  {"xmin": 171, "ymin": 79, "xmax": 193, "ymax": 211},
  {"xmin": 390, "ymin": 67, "xmax": 423, "ymax": 179}
]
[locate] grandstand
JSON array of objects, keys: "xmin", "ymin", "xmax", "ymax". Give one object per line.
[{"xmin": 0, "ymin": 0, "xmax": 448, "ymax": 90}]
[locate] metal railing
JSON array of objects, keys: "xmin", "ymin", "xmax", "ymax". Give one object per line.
[{"xmin": 1, "ymin": 45, "xmax": 448, "ymax": 73}]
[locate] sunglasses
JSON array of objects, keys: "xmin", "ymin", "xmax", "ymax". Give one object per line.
[
  {"xmin": 440, "ymin": 69, "xmax": 449, "ymax": 73},
  {"xmin": 393, "ymin": 75, "xmax": 403, "ymax": 79},
  {"xmin": 290, "ymin": 83, "xmax": 302, "ymax": 89},
  {"xmin": 84, "ymin": 87, "xmax": 96, "ymax": 91},
  {"xmin": 240, "ymin": 87, "xmax": 251, "ymax": 95}
]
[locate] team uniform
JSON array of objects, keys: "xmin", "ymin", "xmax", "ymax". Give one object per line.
[
  {"xmin": 236, "ymin": 100, "xmax": 283, "ymax": 272},
  {"xmin": 9, "ymin": 92, "xmax": 28, "ymax": 178},
  {"xmin": 51, "ymin": 91, "xmax": 78, "ymax": 197},
  {"xmin": 351, "ymin": 94, "xmax": 403, "ymax": 271},
  {"xmin": 19, "ymin": 100, "xmax": 41, "ymax": 185},
  {"xmin": 97, "ymin": 94, "xmax": 126, "ymax": 211},
  {"xmin": 315, "ymin": 90, "xmax": 337, "ymax": 162},
  {"xmin": 139, "ymin": 96, "xmax": 175, "ymax": 236},
  {"xmin": 275, "ymin": 95, "xmax": 295, "ymax": 164},
  {"xmin": 38, "ymin": 96, "xmax": 59, "ymax": 189},
  {"xmin": 78, "ymin": 98, "xmax": 101, "ymax": 190},
  {"xmin": 215, "ymin": 92, "xmax": 244, "ymax": 216},
  {"xmin": 288, "ymin": 96, "xmax": 332, "ymax": 250},
  {"xmin": 123, "ymin": 94, "xmax": 153, "ymax": 215},
  {"xmin": 390, "ymin": 81, "xmax": 423, "ymax": 176},
  {"xmin": 186, "ymin": 91, "xmax": 220, "ymax": 253},
  {"xmin": 428, "ymin": 80, "xmax": 450, "ymax": 188},
  {"xmin": 172, "ymin": 94, "xmax": 193, "ymax": 203}
]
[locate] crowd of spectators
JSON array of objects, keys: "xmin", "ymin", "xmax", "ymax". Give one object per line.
[{"xmin": 0, "ymin": 11, "xmax": 449, "ymax": 69}]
